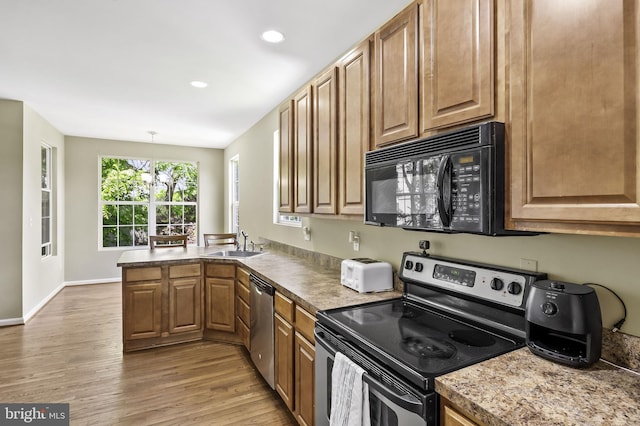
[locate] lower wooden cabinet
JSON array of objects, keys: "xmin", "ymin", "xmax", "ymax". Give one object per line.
[
  {"xmin": 122, "ymin": 263, "xmax": 203, "ymax": 352},
  {"xmin": 440, "ymin": 397, "xmax": 482, "ymax": 426},
  {"xmin": 294, "ymin": 332, "xmax": 315, "ymax": 426},
  {"xmin": 274, "ymin": 292, "xmax": 316, "ymax": 425},
  {"xmin": 236, "ymin": 267, "xmax": 251, "ymax": 350}
]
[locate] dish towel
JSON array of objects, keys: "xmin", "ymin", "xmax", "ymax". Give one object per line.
[{"xmin": 330, "ymin": 352, "xmax": 371, "ymax": 426}]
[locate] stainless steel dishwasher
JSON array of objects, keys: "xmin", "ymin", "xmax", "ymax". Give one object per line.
[{"xmin": 249, "ymin": 273, "xmax": 275, "ymax": 389}]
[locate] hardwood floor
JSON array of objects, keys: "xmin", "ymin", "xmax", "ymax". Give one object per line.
[{"xmin": 0, "ymin": 283, "xmax": 296, "ymax": 425}]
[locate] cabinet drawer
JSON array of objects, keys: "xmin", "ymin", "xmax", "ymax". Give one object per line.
[
  {"xmin": 125, "ymin": 267, "xmax": 161, "ymax": 282},
  {"xmin": 237, "ymin": 267, "xmax": 250, "ymax": 287},
  {"xmin": 237, "ymin": 317, "xmax": 250, "ymax": 350},
  {"xmin": 169, "ymin": 263, "xmax": 201, "ymax": 279},
  {"xmin": 237, "ymin": 281, "xmax": 250, "ymax": 305},
  {"xmin": 237, "ymin": 297, "xmax": 250, "ymax": 325},
  {"xmin": 275, "ymin": 292, "xmax": 295, "ymax": 323},
  {"xmin": 206, "ymin": 263, "xmax": 235, "ymax": 278},
  {"xmin": 295, "ymin": 305, "xmax": 316, "ymax": 344}
]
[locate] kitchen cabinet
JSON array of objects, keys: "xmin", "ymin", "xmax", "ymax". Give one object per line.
[
  {"xmin": 122, "ymin": 263, "xmax": 203, "ymax": 352},
  {"xmin": 274, "ymin": 292, "xmax": 316, "ymax": 424},
  {"xmin": 507, "ymin": 0, "xmax": 640, "ymax": 236},
  {"xmin": 440, "ymin": 397, "xmax": 482, "ymax": 426},
  {"xmin": 204, "ymin": 262, "xmax": 236, "ymax": 341},
  {"xmin": 313, "ymin": 67, "xmax": 338, "ymax": 215},
  {"xmin": 338, "ymin": 39, "xmax": 371, "ymax": 216},
  {"xmin": 420, "ymin": 0, "xmax": 494, "ymax": 131},
  {"xmin": 168, "ymin": 264, "xmax": 202, "ymax": 334},
  {"xmin": 279, "ymin": 100, "xmax": 294, "ymax": 213},
  {"xmin": 294, "ymin": 86, "xmax": 314, "ymax": 213},
  {"xmin": 373, "ymin": 3, "xmax": 419, "ymax": 147},
  {"xmin": 236, "ymin": 266, "xmax": 251, "ymax": 350}
]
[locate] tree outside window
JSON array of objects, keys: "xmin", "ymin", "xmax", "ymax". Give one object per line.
[{"xmin": 100, "ymin": 158, "xmax": 198, "ymax": 248}]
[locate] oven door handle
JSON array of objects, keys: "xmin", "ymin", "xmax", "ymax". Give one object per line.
[{"xmin": 361, "ymin": 372, "xmax": 424, "ymax": 415}]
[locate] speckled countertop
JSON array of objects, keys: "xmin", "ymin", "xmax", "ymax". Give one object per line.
[
  {"xmin": 436, "ymin": 347, "xmax": 640, "ymax": 426},
  {"xmin": 117, "ymin": 247, "xmax": 402, "ymax": 314}
]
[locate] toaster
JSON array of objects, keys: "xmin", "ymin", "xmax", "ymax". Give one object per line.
[
  {"xmin": 340, "ymin": 258, "xmax": 392, "ymax": 293},
  {"xmin": 525, "ymin": 280, "xmax": 602, "ymax": 367}
]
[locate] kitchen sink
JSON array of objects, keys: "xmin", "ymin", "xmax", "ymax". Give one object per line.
[{"xmin": 208, "ymin": 250, "xmax": 264, "ymax": 258}]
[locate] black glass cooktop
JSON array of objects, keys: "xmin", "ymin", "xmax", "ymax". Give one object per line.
[{"xmin": 318, "ymin": 298, "xmax": 522, "ymax": 388}]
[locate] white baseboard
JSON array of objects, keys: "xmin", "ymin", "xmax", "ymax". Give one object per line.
[
  {"xmin": 0, "ymin": 317, "xmax": 24, "ymax": 327},
  {"xmin": 64, "ymin": 277, "xmax": 121, "ymax": 286},
  {"xmin": 23, "ymin": 282, "xmax": 66, "ymax": 323}
]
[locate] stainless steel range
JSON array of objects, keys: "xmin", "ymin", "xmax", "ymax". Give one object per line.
[{"xmin": 315, "ymin": 250, "xmax": 547, "ymax": 425}]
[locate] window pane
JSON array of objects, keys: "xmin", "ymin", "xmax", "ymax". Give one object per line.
[
  {"xmin": 156, "ymin": 205, "xmax": 169, "ymax": 224},
  {"xmin": 156, "ymin": 225, "xmax": 170, "ymax": 236},
  {"xmin": 185, "ymin": 224, "xmax": 197, "ymax": 244},
  {"xmin": 170, "ymin": 205, "xmax": 184, "ymax": 223},
  {"xmin": 119, "ymin": 205, "xmax": 133, "ymax": 225},
  {"xmin": 42, "ymin": 191, "xmax": 50, "ymax": 217},
  {"xmin": 42, "ymin": 218, "xmax": 50, "ymax": 244},
  {"xmin": 41, "ymin": 147, "xmax": 49, "ymax": 189},
  {"xmin": 119, "ymin": 226, "xmax": 133, "ymax": 246},
  {"xmin": 170, "ymin": 225, "xmax": 184, "ymax": 235},
  {"xmin": 134, "ymin": 226, "xmax": 148, "ymax": 246},
  {"xmin": 103, "ymin": 227, "xmax": 117, "ymax": 247},
  {"xmin": 103, "ymin": 205, "xmax": 117, "ymax": 226},
  {"xmin": 134, "ymin": 205, "xmax": 148, "ymax": 225},
  {"xmin": 184, "ymin": 205, "xmax": 196, "ymax": 224}
]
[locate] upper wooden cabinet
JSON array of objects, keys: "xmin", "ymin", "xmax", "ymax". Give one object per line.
[
  {"xmin": 294, "ymin": 86, "xmax": 314, "ymax": 213},
  {"xmin": 507, "ymin": 0, "xmax": 640, "ymax": 236},
  {"xmin": 420, "ymin": 0, "xmax": 494, "ymax": 131},
  {"xmin": 373, "ymin": 3, "xmax": 419, "ymax": 147},
  {"xmin": 313, "ymin": 68, "xmax": 338, "ymax": 214},
  {"xmin": 338, "ymin": 39, "xmax": 371, "ymax": 216},
  {"xmin": 278, "ymin": 101, "xmax": 294, "ymax": 213}
]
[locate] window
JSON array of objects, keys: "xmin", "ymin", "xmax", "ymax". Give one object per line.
[
  {"xmin": 272, "ymin": 130, "xmax": 302, "ymax": 227},
  {"xmin": 229, "ymin": 155, "xmax": 240, "ymax": 234},
  {"xmin": 100, "ymin": 157, "xmax": 198, "ymax": 248},
  {"xmin": 41, "ymin": 144, "xmax": 52, "ymax": 257}
]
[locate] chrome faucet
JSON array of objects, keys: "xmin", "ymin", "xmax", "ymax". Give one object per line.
[
  {"xmin": 250, "ymin": 240, "xmax": 255, "ymax": 252},
  {"xmin": 241, "ymin": 230, "xmax": 248, "ymax": 251}
]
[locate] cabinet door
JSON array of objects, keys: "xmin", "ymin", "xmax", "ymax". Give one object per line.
[
  {"xmin": 279, "ymin": 100, "xmax": 294, "ymax": 213},
  {"xmin": 313, "ymin": 67, "xmax": 338, "ymax": 214},
  {"xmin": 338, "ymin": 39, "xmax": 371, "ymax": 215},
  {"xmin": 123, "ymin": 281, "xmax": 162, "ymax": 340},
  {"xmin": 205, "ymin": 277, "xmax": 235, "ymax": 332},
  {"xmin": 294, "ymin": 332, "xmax": 315, "ymax": 426},
  {"xmin": 294, "ymin": 86, "xmax": 314, "ymax": 213},
  {"xmin": 440, "ymin": 397, "xmax": 480, "ymax": 426},
  {"xmin": 508, "ymin": 0, "xmax": 640, "ymax": 235},
  {"xmin": 168, "ymin": 277, "xmax": 202, "ymax": 334},
  {"xmin": 421, "ymin": 0, "xmax": 493, "ymax": 131},
  {"xmin": 274, "ymin": 313, "xmax": 295, "ymax": 411},
  {"xmin": 373, "ymin": 3, "xmax": 419, "ymax": 147}
]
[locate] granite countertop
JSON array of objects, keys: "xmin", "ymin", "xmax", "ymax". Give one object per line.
[
  {"xmin": 117, "ymin": 247, "xmax": 402, "ymax": 314},
  {"xmin": 435, "ymin": 347, "xmax": 640, "ymax": 426}
]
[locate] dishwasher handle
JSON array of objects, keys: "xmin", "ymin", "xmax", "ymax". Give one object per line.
[{"xmin": 250, "ymin": 273, "xmax": 274, "ymax": 296}]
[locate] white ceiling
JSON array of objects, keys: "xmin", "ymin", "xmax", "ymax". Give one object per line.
[{"xmin": 0, "ymin": 0, "xmax": 411, "ymax": 149}]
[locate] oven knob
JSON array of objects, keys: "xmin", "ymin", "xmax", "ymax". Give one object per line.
[
  {"xmin": 542, "ymin": 302, "xmax": 558, "ymax": 316},
  {"xmin": 490, "ymin": 278, "xmax": 504, "ymax": 291},
  {"xmin": 405, "ymin": 260, "xmax": 414, "ymax": 270},
  {"xmin": 507, "ymin": 281, "xmax": 522, "ymax": 295},
  {"xmin": 414, "ymin": 262, "xmax": 424, "ymax": 272}
]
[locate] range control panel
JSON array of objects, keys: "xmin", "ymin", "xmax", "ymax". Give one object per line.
[{"xmin": 400, "ymin": 253, "xmax": 544, "ymax": 309}]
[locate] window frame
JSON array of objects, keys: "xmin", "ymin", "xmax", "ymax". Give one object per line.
[
  {"xmin": 229, "ymin": 154, "xmax": 240, "ymax": 234},
  {"xmin": 41, "ymin": 144, "xmax": 52, "ymax": 258},
  {"xmin": 98, "ymin": 156, "xmax": 199, "ymax": 250}
]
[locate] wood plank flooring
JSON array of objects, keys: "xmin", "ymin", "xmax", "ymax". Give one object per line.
[{"xmin": 0, "ymin": 283, "xmax": 296, "ymax": 425}]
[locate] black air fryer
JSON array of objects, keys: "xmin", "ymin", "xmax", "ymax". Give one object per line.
[{"xmin": 525, "ymin": 280, "xmax": 601, "ymax": 367}]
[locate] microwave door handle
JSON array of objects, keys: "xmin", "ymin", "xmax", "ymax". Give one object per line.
[{"xmin": 436, "ymin": 154, "xmax": 452, "ymax": 228}]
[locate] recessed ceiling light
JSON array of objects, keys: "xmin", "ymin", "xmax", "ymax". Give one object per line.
[
  {"xmin": 190, "ymin": 81, "xmax": 208, "ymax": 88},
  {"xmin": 261, "ymin": 30, "xmax": 285, "ymax": 44}
]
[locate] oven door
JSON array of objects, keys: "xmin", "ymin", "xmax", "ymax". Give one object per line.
[{"xmin": 315, "ymin": 325, "xmax": 436, "ymax": 426}]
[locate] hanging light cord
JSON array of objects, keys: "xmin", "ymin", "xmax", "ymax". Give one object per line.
[{"xmin": 586, "ymin": 283, "xmax": 627, "ymax": 332}]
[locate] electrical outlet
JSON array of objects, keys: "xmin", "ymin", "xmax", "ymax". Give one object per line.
[
  {"xmin": 353, "ymin": 239, "xmax": 360, "ymax": 251},
  {"xmin": 520, "ymin": 258, "xmax": 538, "ymax": 271}
]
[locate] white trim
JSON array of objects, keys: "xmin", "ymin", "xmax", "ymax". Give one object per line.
[
  {"xmin": 23, "ymin": 282, "xmax": 65, "ymax": 323},
  {"xmin": 0, "ymin": 317, "xmax": 24, "ymax": 327},
  {"xmin": 64, "ymin": 278, "xmax": 121, "ymax": 286}
]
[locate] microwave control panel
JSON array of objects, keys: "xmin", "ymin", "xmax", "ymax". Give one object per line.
[{"xmin": 450, "ymin": 151, "xmax": 484, "ymax": 230}]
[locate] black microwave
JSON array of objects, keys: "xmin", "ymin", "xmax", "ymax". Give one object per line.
[{"xmin": 365, "ymin": 121, "xmax": 530, "ymax": 236}]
